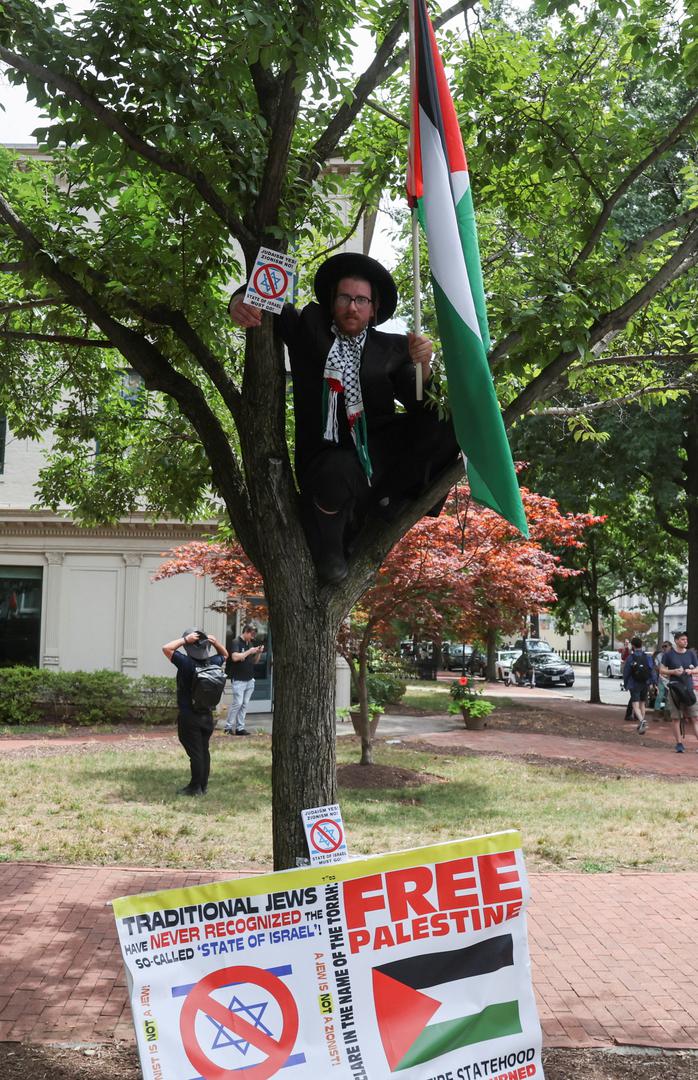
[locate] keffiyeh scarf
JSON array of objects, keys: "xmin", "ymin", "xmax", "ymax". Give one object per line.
[{"xmin": 322, "ymin": 323, "xmax": 373, "ymax": 481}]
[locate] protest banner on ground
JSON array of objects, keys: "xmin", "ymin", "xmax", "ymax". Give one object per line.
[{"xmin": 112, "ymin": 830, "xmax": 544, "ymax": 1080}]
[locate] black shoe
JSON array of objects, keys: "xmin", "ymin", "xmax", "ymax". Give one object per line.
[
  {"xmin": 234, "ymin": 729, "xmax": 251, "ymax": 736},
  {"xmin": 177, "ymin": 785, "xmax": 204, "ymax": 796},
  {"xmin": 223, "ymin": 728, "xmax": 234, "ymax": 735},
  {"xmin": 373, "ymin": 494, "xmax": 411, "ymax": 523},
  {"xmin": 316, "ymin": 551, "xmax": 348, "ymax": 585},
  {"xmin": 312, "ymin": 503, "xmax": 349, "ymax": 584}
]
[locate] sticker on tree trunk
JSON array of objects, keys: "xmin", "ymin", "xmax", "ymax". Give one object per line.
[
  {"xmin": 302, "ymin": 803, "xmax": 348, "ymax": 865},
  {"xmin": 112, "ymin": 830, "xmax": 544, "ymax": 1079}
]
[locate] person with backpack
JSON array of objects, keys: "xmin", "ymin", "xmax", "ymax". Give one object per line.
[
  {"xmin": 659, "ymin": 630, "xmax": 698, "ymax": 753},
  {"xmin": 224, "ymin": 624, "xmax": 264, "ymax": 736},
  {"xmin": 622, "ymin": 636, "xmax": 655, "ymax": 735},
  {"xmin": 162, "ymin": 628, "xmax": 228, "ymax": 796}
]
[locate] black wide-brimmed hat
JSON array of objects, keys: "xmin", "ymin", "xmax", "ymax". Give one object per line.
[
  {"xmin": 182, "ymin": 628, "xmax": 215, "ymax": 660},
  {"xmin": 313, "ymin": 253, "xmax": 398, "ymax": 324}
]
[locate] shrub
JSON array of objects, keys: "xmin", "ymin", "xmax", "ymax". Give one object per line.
[
  {"xmin": 365, "ymin": 670, "xmax": 406, "ymax": 707},
  {"xmin": 0, "ymin": 667, "xmax": 49, "ymax": 724},
  {"xmin": 0, "ymin": 667, "xmax": 177, "ymax": 725}
]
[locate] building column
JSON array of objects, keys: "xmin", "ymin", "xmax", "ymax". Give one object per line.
[
  {"xmin": 42, "ymin": 551, "xmax": 64, "ymax": 669},
  {"xmin": 121, "ymin": 554, "xmax": 143, "ymax": 674}
]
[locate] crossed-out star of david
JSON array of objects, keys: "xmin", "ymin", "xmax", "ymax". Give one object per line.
[{"xmin": 207, "ymin": 994, "xmax": 273, "ymax": 1055}]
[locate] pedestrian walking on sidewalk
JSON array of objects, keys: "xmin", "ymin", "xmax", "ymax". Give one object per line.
[
  {"xmin": 659, "ymin": 630, "xmax": 698, "ymax": 753},
  {"xmin": 622, "ymin": 636, "xmax": 655, "ymax": 735}
]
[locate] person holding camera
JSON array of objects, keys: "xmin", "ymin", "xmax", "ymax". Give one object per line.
[
  {"xmin": 224, "ymin": 624, "xmax": 264, "ymax": 736},
  {"xmin": 162, "ymin": 628, "xmax": 227, "ymax": 795}
]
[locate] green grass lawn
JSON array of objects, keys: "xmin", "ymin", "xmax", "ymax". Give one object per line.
[{"xmin": 3, "ymin": 731, "xmax": 697, "ymax": 874}]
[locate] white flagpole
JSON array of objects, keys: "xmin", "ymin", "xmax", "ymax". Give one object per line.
[{"xmin": 408, "ymin": 0, "xmax": 423, "ymax": 401}]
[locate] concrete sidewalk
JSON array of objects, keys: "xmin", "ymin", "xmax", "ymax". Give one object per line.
[{"xmin": 1, "ymin": 861, "xmax": 697, "ymax": 1050}]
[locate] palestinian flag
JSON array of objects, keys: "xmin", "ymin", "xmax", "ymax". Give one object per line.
[
  {"xmin": 407, "ymin": 0, "xmax": 528, "ymax": 536},
  {"xmin": 372, "ymin": 935, "xmax": 522, "ymax": 1072}
]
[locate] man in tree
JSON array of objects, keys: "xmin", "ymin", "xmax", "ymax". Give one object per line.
[
  {"xmin": 229, "ymin": 253, "xmax": 458, "ymax": 584},
  {"xmin": 162, "ymin": 629, "xmax": 227, "ymax": 796}
]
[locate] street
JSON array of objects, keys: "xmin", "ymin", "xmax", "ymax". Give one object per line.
[{"xmin": 463, "ymin": 666, "xmax": 630, "ymax": 708}]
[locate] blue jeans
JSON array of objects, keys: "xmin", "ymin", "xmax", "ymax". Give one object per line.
[{"xmin": 225, "ymin": 679, "xmax": 255, "ymax": 732}]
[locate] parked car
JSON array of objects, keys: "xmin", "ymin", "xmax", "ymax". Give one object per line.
[
  {"xmin": 496, "ymin": 649, "xmax": 521, "ymax": 681},
  {"xmin": 514, "ymin": 638, "xmax": 553, "ymax": 654},
  {"xmin": 528, "ymin": 651, "xmax": 575, "ymax": 687},
  {"xmin": 598, "ymin": 649, "xmax": 623, "ymax": 679},
  {"xmin": 443, "ymin": 643, "xmax": 487, "ymax": 676}
]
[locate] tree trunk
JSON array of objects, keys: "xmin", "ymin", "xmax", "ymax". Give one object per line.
[
  {"xmin": 357, "ymin": 639, "xmax": 372, "ymax": 766},
  {"xmin": 485, "ymin": 625, "xmax": 497, "ymax": 681},
  {"xmin": 588, "ymin": 540, "xmax": 602, "ymax": 705},
  {"xmin": 685, "ymin": 393, "xmax": 698, "ymax": 648},
  {"xmin": 268, "ymin": 599, "xmax": 341, "ymax": 870}
]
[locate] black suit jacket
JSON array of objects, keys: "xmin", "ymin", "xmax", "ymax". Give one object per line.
[{"xmin": 278, "ymin": 302, "xmax": 425, "ymax": 481}]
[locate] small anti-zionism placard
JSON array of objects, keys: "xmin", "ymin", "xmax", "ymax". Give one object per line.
[
  {"xmin": 243, "ymin": 247, "xmax": 297, "ymax": 313},
  {"xmin": 301, "ymin": 803, "xmax": 348, "ymax": 866},
  {"xmin": 112, "ymin": 831, "xmax": 544, "ymax": 1080}
]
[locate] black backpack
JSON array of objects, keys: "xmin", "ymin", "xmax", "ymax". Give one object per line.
[
  {"xmin": 191, "ymin": 661, "xmax": 227, "ymax": 712},
  {"xmin": 629, "ymin": 653, "xmax": 649, "ymax": 683}
]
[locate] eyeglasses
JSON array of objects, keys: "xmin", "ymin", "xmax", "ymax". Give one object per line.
[{"xmin": 335, "ymin": 292, "xmax": 372, "ymax": 310}]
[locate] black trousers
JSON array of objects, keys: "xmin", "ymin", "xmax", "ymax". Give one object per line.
[
  {"xmin": 300, "ymin": 409, "xmax": 459, "ymax": 513},
  {"xmin": 177, "ymin": 710, "xmax": 214, "ymax": 790}
]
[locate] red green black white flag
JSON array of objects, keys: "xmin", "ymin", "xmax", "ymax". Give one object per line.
[
  {"xmin": 372, "ymin": 935, "xmax": 522, "ymax": 1071},
  {"xmin": 407, "ymin": 0, "xmax": 528, "ymax": 536}
]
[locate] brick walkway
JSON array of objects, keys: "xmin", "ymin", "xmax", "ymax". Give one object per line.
[
  {"xmin": 405, "ymin": 727, "xmax": 698, "ymax": 778},
  {"xmin": 1, "ymin": 712, "xmax": 698, "ymax": 1052},
  {"xmin": 1, "ymin": 860, "xmax": 697, "ymax": 1050}
]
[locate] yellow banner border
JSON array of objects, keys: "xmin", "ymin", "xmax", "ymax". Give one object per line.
[{"xmin": 112, "ymin": 830, "xmax": 521, "ymax": 919}]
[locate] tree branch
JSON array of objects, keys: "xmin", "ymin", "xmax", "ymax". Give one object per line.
[
  {"xmin": 120, "ymin": 299, "xmax": 242, "ymax": 420},
  {"xmin": 570, "ymin": 98, "xmax": 698, "ymax": 272},
  {"xmin": 653, "ymin": 494, "xmax": 688, "ymax": 542},
  {"xmin": 0, "ymin": 190, "xmax": 259, "ymax": 558},
  {"xmin": 0, "ymin": 260, "xmax": 35, "ymax": 273},
  {"xmin": 580, "ymin": 352, "xmax": 698, "ymax": 367},
  {"xmin": 531, "ymin": 372, "xmax": 698, "ymax": 417},
  {"xmin": 309, "ymin": 200, "xmax": 368, "ymax": 263},
  {"xmin": 0, "ymin": 45, "xmax": 255, "ymax": 249},
  {"xmin": 502, "ymin": 229, "xmax": 698, "ymax": 422},
  {"xmin": 622, "ymin": 209, "xmax": 698, "ymax": 259},
  {"xmin": 255, "ymin": 67, "xmax": 303, "ymax": 234},
  {"xmin": 0, "ymin": 328, "xmax": 111, "ymax": 347},
  {"xmin": 0, "ymin": 297, "xmax": 63, "ymax": 313},
  {"xmin": 301, "ymin": 1, "xmax": 477, "ymax": 186}
]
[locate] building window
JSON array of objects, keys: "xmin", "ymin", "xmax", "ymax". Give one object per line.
[
  {"xmin": 0, "ymin": 566, "xmax": 43, "ymax": 667},
  {"xmin": 0, "ymin": 416, "xmax": 6, "ymax": 475}
]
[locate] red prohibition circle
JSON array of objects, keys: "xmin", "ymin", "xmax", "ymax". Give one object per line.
[
  {"xmin": 309, "ymin": 818, "xmax": 343, "ymax": 853},
  {"xmin": 253, "ymin": 263, "xmax": 288, "ymax": 300},
  {"xmin": 179, "ymin": 964, "xmax": 299, "ymax": 1080}
]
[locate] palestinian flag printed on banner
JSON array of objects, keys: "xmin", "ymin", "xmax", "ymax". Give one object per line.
[
  {"xmin": 407, "ymin": 0, "xmax": 528, "ymax": 536},
  {"xmin": 373, "ymin": 936, "xmax": 522, "ymax": 1072}
]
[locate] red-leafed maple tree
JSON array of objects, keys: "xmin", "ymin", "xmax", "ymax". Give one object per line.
[{"xmin": 156, "ymin": 485, "xmax": 600, "ymax": 765}]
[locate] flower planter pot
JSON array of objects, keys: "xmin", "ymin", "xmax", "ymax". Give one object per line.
[
  {"xmin": 461, "ymin": 708, "xmax": 486, "ymax": 730},
  {"xmin": 350, "ymin": 710, "xmax": 381, "ymax": 738}
]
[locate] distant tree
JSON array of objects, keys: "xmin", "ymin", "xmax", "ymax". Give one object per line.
[{"xmin": 158, "ymin": 486, "xmax": 598, "ymax": 764}]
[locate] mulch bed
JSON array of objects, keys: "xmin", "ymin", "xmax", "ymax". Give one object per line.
[
  {"xmin": 1, "ymin": 1043, "xmax": 695, "ymax": 1079},
  {"xmin": 337, "ymin": 762, "xmax": 445, "ymax": 789}
]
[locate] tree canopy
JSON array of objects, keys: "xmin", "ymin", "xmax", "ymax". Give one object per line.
[{"xmin": 1, "ymin": 0, "xmax": 697, "ymax": 864}]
